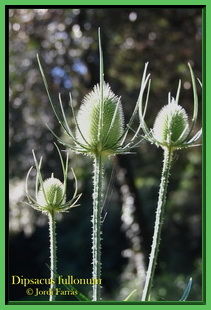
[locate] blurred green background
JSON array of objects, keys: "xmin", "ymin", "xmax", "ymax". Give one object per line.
[{"xmin": 9, "ymin": 8, "xmax": 202, "ymax": 301}]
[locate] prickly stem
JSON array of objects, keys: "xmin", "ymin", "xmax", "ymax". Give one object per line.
[
  {"xmin": 92, "ymin": 154, "xmax": 104, "ymax": 301},
  {"xmin": 48, "ymin": 211, "xmax": 57, "ymax": 301},
  {"xmin": 142, "ymin": 147, "xmax": 173, "ymax": 301}
]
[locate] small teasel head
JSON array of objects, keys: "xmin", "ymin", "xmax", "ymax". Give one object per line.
[
  {"xmin": 75, "ymin": 83, "xmax": 124, "ymax": 156},
  {"xmin": 36, "ymin": 174, "xmax": 66, "ymax": 210},
  {"xmin": 152, "ymin": 99, "xmax": 190, "ymax": 147},
  {"xmin": 25, "ymin": 144, "xmax": 81, "ymax": 214},
  {"xmin": 139, "ymin": 62, "xmax": 202, "ymax": 150}
]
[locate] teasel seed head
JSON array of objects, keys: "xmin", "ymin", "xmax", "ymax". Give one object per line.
[
  {"xmin": 37, "ymin": 30, "xmax": 146, "ymax": 158},
  {"xmin": 153, "ymin": 100, "xmax": 189, "ymax": 148},
  {"xmin": 76, "ymin": 83, "xmax": 124, "ymax": 156},
  {"xmin": 25, "ymin": 146, "xmax": 82, "ymax": 214},
  {"xmin": 139, "ymin": 62, "xmax": 202, "ymax": 150},
  {"xmin": 37, "ymin": 175, "xmax": 66, "ymax": 210}
]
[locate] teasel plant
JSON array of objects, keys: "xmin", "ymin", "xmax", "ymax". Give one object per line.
[
  {"xmin": 138, "ymin": 62, "xmax": 202, "ymax": 301},
  {"xmin": 37, "ymin": 29, "xmax": 146, "ymax": 301},
  {"xmin": 24, "ymin": 144, "xmax": 81, "ymax": 301}
]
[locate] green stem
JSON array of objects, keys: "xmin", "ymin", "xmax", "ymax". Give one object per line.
[
  {"xmin": 48, "ymin": 211, "xmax": 57, "ymax": 301},
  {"xmin": 142, "ymin": 147, "xmax": 173, "ymax": 301},
  {"xmin": 92, "ymin": 154, "xmax": 103, "ymax": 301}
]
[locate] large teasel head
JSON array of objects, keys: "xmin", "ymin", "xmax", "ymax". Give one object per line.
[
  {"xmin": 75, "ymin": 83, "xmax": 124, "ymax": 156},
  {"xmin": 25, "ymin": 144, "xmax": 81, "ymax": 214},
  {"xmin": 37, "ymin": 29, "xmax": 145, "ymax": 158},
  {"xmin": 138, "ymin": 63, "xmax": 202, "ymax": 150}
]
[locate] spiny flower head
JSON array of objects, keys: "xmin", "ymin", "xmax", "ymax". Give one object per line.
[
  {"xmin": 25, "ymin": 145, "xmax": 81, "ymax": 214},
  {"xmin": 37, "ymin": 30, "xmax": 145, "ymax": 159},
  {"xmin": 153, "ymin": 99, "xmax": 189, "ymax": 147},
  {"xmin": 76, "ymin": 83, "xmax": 124, "ymax": 156},
  {"xmin": 37, "ymin": 175, "xmax": 66, "ymax": 209},
  {"xmin": 139, "ymin": 62, "xmax": 202, "ymax": 150}
]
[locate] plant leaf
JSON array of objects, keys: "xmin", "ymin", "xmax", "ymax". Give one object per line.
[
  {"xmin": 98, "ymin": 27, "xmax": 104, "ymax": 143},
  {"xmin": 179, "ymin": 277, "xmax": 193, "ymax": 301},
  {"xmin": 124, "ymin": 289, "xmax": 137, "ymax": 301},
  {"xmin": 46, "ymin": 265, "xmax": 91, "ymax": 301},
  {"xmin": 59, "ymin": 279, "xmax": 91, "ymax": 301}
]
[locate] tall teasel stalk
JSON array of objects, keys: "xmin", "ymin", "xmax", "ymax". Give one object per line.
[
  {"xmin": 138, "ymin": 63, "xmax": 202, "ymax": 301},
  {"xmin": 37, "ymin": 29, "xmax": 145, "ymax": 301},
  {"xmin": 25, "ymin": 145, "xmax": 81, "ymax": 301}
]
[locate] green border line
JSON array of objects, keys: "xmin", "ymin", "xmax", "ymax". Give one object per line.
[
  {"xmin": 202, "ymin": 5, "xmax": 206, "ymax": 306},
  {"xmin": 2, "ymin": 1, "xmax": 208, "ymax": 310}
]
